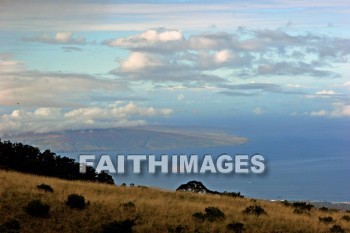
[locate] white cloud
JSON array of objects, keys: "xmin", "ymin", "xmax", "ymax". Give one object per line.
[
  {"xmin": 119, "ymin": 52, "xmax": 162, "ymax": 72},
  {"xmin": 0, "ymin": 102, "xmax": 173, "ymax": 136},
  {"xmin": 177, "ymin": 94, "xmax": 185, "ymax": 101},
  {"xmin": 214, "ymin": 50, "xmax": 232, "ymax": 63},
  {"xmin": 309, "ymin": 109, "xmax": 328, "ymax": 116},
  {"xmin": 253, "ymin": 107, "xmax": 264, "ymax": 115},
  {"xmin": 315, "ymin": 90, "xmax": 337, "ymax": 95},
  {"xmin": 307, "ymin": 103, "xmax": 350, "ymax": 117},
  {"xmin": 330, "ymin": 103, "xmax": 350, "ymax": 117},
  {"xmin": 103, "ymin": 29, "xmax": 183, "ymax": 48},
  {"xmin": 24, "ymin": 32, "xmax": 86, "ymax": 44}
]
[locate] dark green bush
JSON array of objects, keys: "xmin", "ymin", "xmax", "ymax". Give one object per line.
[
  {"xmin": 0, "ymin": 219, "xmax": 20, "ymax": 233},
  {"xmin": 227, "ymin": 222, "xmax": 245, "ymax": 233},
  {"xmin": 319, "ymin": 207, "xmax": 329, "ymax": 212},
  {"xmin": 242, "ymin": 205, "xmax": 267, "ymax": 216},
  {"xmin": 319, "ymin": 216, "xmax": 334, "ymax": 224},
  {"xmin": 341, "ymin": 215, "xmax": 350, "ymax": 221},
  {"xmin": 192, "ymin": 207, "xmax": 225, "ymax": 222},
  {"xmin": 330, "ymin": 224, "xmax": 345, "ymax": 233},
  {"xmin": 37, "ymin": 183, "xmax": 54, "ymax": 193},
  {"xmin": 121, "ymin": 201, "xmax": 136, "ymax": 210},
  {"xmin": 281, "ymin": 200, "xmax": 291, "ymax": 207},
  {"xmin": 25, "ymin": 200, "xmax": 50, "ymax": 217},
  {"xmin": 293, "ymin": 208, "xmax": 310, "ymax": 215},
  {"xmin": 168, "ymin": 225, "xmax": 188, "ymax": 233},
  {"xmin": 66, "ymin": 194, "xmax": 86, "ymax": 210},
  {"xmin": 292, "ymin": 202, "xmax": 313, "ymax": 211},
  {"xmin": 204, "ymin": 207, "xmax": 225, "ymax": 221},
  {"xmin": 192, "ymin": 212, "xmax": 206, "ymax": 221},
  {"xmin": 101, "ymin": 219, "xmax": 135, "ymax": 233}
]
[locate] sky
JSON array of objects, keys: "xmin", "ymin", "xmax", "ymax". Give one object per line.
[{"xmin": 1, "ymin": 0, "xmax": 350, "ymax": 136}]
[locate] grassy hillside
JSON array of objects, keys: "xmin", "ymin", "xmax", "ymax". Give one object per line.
[{"xmin": 0, "ymin": 170, "xmax": 349, "ymax": 233}]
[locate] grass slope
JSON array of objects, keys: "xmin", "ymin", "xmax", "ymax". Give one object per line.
[{"xmin": 0, "ymin": 170, "xmax": 349, "ymax": 233}]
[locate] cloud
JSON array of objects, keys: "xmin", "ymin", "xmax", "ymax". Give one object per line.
[
  {"xmin": 309, "ymin": 109, "xmax": 328, "ymax": 116},
  {"xmin": 119, "ymin": 52, "xmax": 162, "ymax": 72},
  {"xmin": 315, "ymin": 90, "xmax": 337, "ymax": 95},
  {"xmin": 24, "ymin": 32, "xmax": 86, "ymax": 44},
  {"xmin": 0, "ymin": 102, "xmax": 173, "ymax": 136},
  {"xmin": 257, "ymin": 62, "xmax": 338, "ymax": 77},
  {"xmin": 307, "ymin": 103, "xmax": 350, "ymax": 117},
  {"xmin": 103, "ymin": 29, "xmax": 183, "ymax": 47},
  {"xmin": 106, "ymin": 28, "xmax": 348, "ymax": 85},
  {"xmin": 253, "ymin": 107, "xmax": 264, "ymax": 115},
  {"xmin": 0, "ymin": 55, "xmax": 128, "ymax": 107},
  {"xmin": 61, "ymin": 46, "xmax": 83, "ymax": 52},
  {"xmin": 330, "ymin": 102, "xmax": 350, "ymax": 117}
]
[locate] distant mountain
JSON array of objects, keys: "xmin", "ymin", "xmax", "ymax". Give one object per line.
[{"xmin": 4, "ymin": 126, "xmax": 247, "ymax": 152}]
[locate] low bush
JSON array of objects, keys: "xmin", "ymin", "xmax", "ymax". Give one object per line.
[
  {"xmin": 192, "ymin": 207, "xmax": 225, "ymax": 222},
  {"xmin": 242, "ymin": 205, "xmax": 267, "ymax": 216},
  {"xmin": 192, "ymin": 212, "xmax": 206, "ymax": 221},
  {"xmin": 66, "ymin": 194, "xmax": 86, "ymax": 210},
  {"xmin": 293, "ymin": 208, "xmax": 310, "ymax": 215},
  {"xmin": 25, "ymin": 200, "xmax": 50, "ymax": 217},
  {"xmin": 330, "ymin": 225, "xmax": 345, "ymax": 233},
  {"xmin": 319, "ymin": 216, "xmax": 334, "ymax": 224},
  {"xmin": 167, "ymin": 225, "xmax": 188, "ymax": 233},
  {"xmin": 0, "ymin": 219, "xmax": 20, "ymax": 233},
  {"xmin": 341, "ymin": 215, "xmax": 350, "ymax": 221},
  {"xmin": 227, "ymin": 222, "xmax": 245, "ymax": 233},
  {"xmin": 292, "ymin": 202, "xmax": 314, "ymax": 211},
  {"xmin": 319, "ymin": 206, "xmax": 329, "ymax": 212},
  {"xmin": 101, "ymin": 219, "xmax": 136, "ymax": 233},
  {"xmin": 36, "ymin": 183, "xmax": 54, "ymax": 193},
  {"xmin": 204, "ymin": 207, "xmax": 225, "ymax": 221},
  {"xmin": 121, "ymin": 201, "xmax": 136, "ymax": 210}
]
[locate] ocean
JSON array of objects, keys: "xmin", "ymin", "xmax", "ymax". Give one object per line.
[{"xmin": 61, "ymin": 117, "xmax": 350, "ymax": 202}]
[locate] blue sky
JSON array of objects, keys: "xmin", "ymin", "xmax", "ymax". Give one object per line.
[{"xmin": 1, "ymin": 0, "xmax": 350, "ymax": 135}]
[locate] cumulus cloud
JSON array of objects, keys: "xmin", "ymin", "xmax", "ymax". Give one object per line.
[
  {"xmin": 106, "ymin": 27, "xmax": 349, "ymax": 84},
  {"xmin": 103, "ymin": 29, "xmax": 184, "ymax": 52},
  {"xmin": 307, "ymin": 103, "xmax": 350, "ymax": 117},
  {"xmin": 119, "ymin": 52, "xmax": 162, "ymax": 72},
  {"xmin": 0, "ymin": 102, "xmax": 173, "ymax": 136},
  {"xmin": 24, "ymin": 32, "xmax": 86, "ymax": 44}
]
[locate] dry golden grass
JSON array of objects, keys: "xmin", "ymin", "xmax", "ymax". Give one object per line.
[{"xmin": 0, "ymin": 170, "xmax": 349, "ymax": 233}]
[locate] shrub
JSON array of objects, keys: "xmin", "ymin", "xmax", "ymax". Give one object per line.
[
  {"xmin": 227, "ymin": 222, "xmax": 245, "ymax": 233},
  {"xmin": 101, "ymin": 219, "xmax": 135, "ymax": 233},
  {"xmin": 319, "ymin": 206, "xmax": 329, "ymax": 212},
  {"xmin": 66, "ymin": 194, "xmax": 86, "ymax": 210},
  {"xmin": 204, "ymin": 207, "xmax": 225, "ymax": 221},
  {"xmin": 25, "ymin": 200, "xmax": 50, "ymax": 217},
  {"xmin": 242, "ymin": 205, "xmax": 267, "ymax": 216},
  {"xmin": 346, "ymin": 210, "xmax": 350, "ymax": 213},
  {"xmin": 292, "ymin": 202, "xmax": 314, "ymax": 211},
  {"xmin": 192, "ymin": 207, "xmax": 225, "ymax": 222},
  {"xmin": 281, "ymin": 200, "xmax": 291, "ymax": 207},
  {"xmin": 121, "ymin": 201, "xmax": 136, "ymax": 210},
  {"xmin": 36, "ymin": 183, "xmax": 54, "ymax": 193},
  {"xmin": 319, "ymin": 216, "xmax": 334, "ymax": 224},
  {"xmin": 293, "ymin": 208, "xmax": 310, "ymax": 215},
  {"xmin": 341, "ymin": 215, "xmax": 350, "ymax": 221},
  {"xmin": 168, "ymin": 225, "xmax": 188, "ymax": 233},
  {"xmin": 330, "ymin": 225, "xmax": 345, "ymax": 233},
  {"xmin": 192, "ymin": 212, "xmax": 206, "ymax": 221},
  {"xmin": 0, "ymin": 219, "xmax": 20, "ymax": 233}
]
